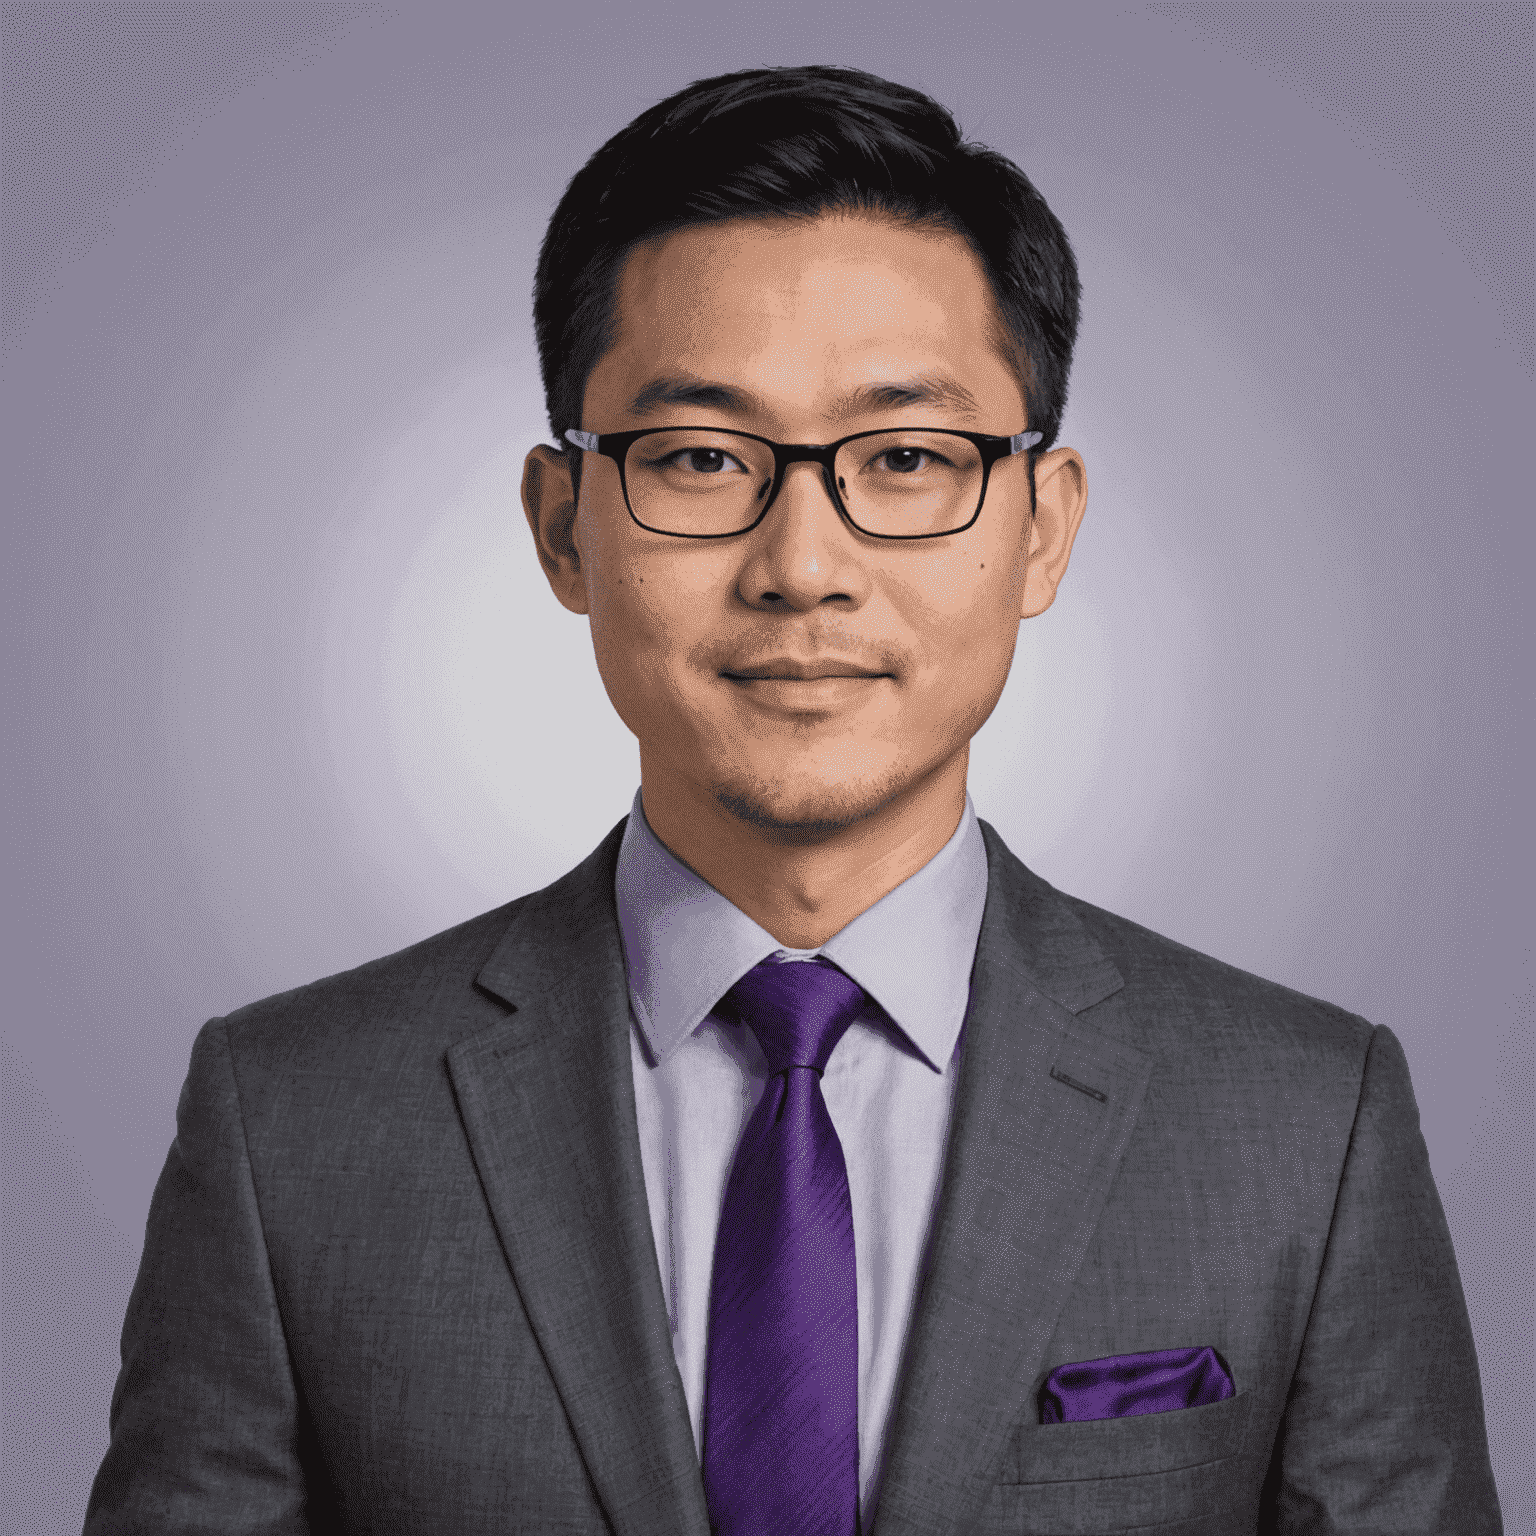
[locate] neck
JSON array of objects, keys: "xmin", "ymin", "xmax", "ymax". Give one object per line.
[{"xmin": 638, "ymin": 752, "xmax": 970, "ymax": 949}]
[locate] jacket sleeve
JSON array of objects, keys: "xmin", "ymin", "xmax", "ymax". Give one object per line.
[
  {"xmin": 1267, "ymin": 1024, "xmax": 1503, "ymax": 1533},
  {"xmin": 83, "ymin": 1018, "xmax": 311, "ymax": 1534}
]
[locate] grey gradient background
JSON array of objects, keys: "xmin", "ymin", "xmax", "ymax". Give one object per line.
[{"xmin": 2, "ymin": 2, "xmax": 1532, "ymax": 1530}]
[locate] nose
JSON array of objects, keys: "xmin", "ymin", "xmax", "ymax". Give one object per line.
[{"xmin": 735, "ymin": 460, "xmax": 874, "ymax": 613}]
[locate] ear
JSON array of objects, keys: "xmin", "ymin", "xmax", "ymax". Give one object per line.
[
  {"xmin": 521, "ymin": 445, "xmax": 589, "ymax": 615},
  {"xmin": 1020, "ymin": 446, "xmax": 1088, "ymax": 619}
]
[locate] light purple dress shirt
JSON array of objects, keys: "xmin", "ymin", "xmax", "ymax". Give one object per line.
[{"xmin": 614, "ymin": 788, "xmax": 989, "ymax": 1524}]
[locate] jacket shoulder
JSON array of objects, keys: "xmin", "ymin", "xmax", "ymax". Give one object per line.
[
  {"xmin": 979, "ymin": 822, "xmax": 1375, "ymax": 1069},
  {"xmin": 1061, "ymin": 887, "xmax": 1376, "ymax": 1071},
  {"xmin": 217, "ymin": 898, "xmax": 528, "ymax": 1068},
  {"xmin": 213, "ymin": 817, "xmax": 630, "ymax": 1082}
]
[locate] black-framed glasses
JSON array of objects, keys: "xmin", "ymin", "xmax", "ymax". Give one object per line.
[{"xmin": 562, "ymin": 424, "xmax": 1042, "ymax": 540}]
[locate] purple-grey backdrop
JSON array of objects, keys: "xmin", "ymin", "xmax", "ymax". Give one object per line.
[{"xmin": 3, "ymin": 4, "xmax": 1532, "ymax": 1530}]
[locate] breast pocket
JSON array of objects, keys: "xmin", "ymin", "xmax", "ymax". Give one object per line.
[{"xmin": 984, "ymin": 1391, "xmax": 1254, "ymax": 1535}]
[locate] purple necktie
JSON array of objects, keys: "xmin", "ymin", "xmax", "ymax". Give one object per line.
[{"xmin": 702, "ymin": 957, "xmax": 865, "ymax": 1536}]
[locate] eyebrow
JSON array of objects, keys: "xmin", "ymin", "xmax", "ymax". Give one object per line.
[
  {"xmin": 628, "ymin": 375, "xmax": 753, "ymax": 416},
  {"xmin": 626, "ymin": 372, "xmax": 985, "ymax": 426},
  {"xmin": 829, "ymin": 374, "xmax": 984, "ymax": 424}
]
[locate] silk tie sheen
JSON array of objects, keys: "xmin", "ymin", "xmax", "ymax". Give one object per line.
[{"xmin": 702, "ymin": 957, "xmax": 865, "ymax": 1536}]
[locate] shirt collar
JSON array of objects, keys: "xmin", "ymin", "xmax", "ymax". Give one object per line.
[{"xmin": 614, "ymin": 788, "xmax": 988, "ymax": 1072}]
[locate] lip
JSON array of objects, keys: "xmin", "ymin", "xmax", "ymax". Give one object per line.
[
  {"xmin": 721, "ymin": 657, "xmax": 892, "ymax": 681},
  {"xmin": 722, "ymin": 674, "xmax": 888, "ymax": 717}
]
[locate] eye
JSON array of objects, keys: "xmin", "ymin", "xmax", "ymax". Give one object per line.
[
  {"xmin": 658, "ymin": 446, "xmax": 747, "ymax": 475},
  {"xmin": 866, "ymin": 442, "xmax": 959, "ymax": 475}
]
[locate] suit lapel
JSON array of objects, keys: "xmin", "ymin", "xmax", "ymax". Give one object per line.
[
  {"xmin": 873, "ymin": 824, "xmax": 1152, "ymax": 1536},
  {"xmin": 445, "ymin": 822, "xmax": 711, "ymax": 1536}
]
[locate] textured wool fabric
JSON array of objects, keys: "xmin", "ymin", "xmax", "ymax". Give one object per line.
[
  {"xmin": 702, "ymin": 959, "xmax": 865, "ymax": 1536},
  {"xmin": 84, "ymin": 819, "xmax": 1503, "ymax": 1535}
]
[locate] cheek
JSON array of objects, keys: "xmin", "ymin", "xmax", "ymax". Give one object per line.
[
  {"xmin": 586, "ymin": 576, "xmax": 666, "ymax": 701},
  {"xmin": 894, "ymin": 554, "xmax": 1023, "ymax": 689},
  {"xmin": 581, "ymin": 539, "xmax": 717, "ymax": 705}
]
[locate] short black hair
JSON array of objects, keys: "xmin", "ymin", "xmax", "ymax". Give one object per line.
[{"xmin": 533, "ymin": 65, "xmax": 1080, "ymax": 487}]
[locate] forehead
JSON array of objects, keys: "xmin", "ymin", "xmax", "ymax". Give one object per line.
[{"xmin": 587, "ymin": 211, "xmax": 1025, "ymax": 427}]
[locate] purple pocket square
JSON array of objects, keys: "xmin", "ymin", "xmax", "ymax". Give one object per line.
[{"xmin": 1039, "ymin": 1346, "xmax": 1234, "ymax": 1424}]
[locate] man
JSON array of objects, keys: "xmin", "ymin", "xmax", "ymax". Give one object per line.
[{"xmin": 85, "ymin": 65, "xmax": 1501, "ymax": 1535}]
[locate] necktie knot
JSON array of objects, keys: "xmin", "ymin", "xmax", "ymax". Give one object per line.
[{"xmin": 718, "ymin": 957, "xmax": 867, "ymax": 1076}]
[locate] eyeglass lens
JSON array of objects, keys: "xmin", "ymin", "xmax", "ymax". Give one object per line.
[{"xmin": 622, "ymin": 429, "xmax": 987, "ymax": 537}]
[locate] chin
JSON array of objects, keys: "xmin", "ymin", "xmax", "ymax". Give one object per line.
[{"xmin": 707, "ymin": 760, "xmax": 913, "ymax": 844}]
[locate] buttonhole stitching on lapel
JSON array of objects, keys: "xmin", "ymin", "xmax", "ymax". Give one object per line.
[{"xmin": 1049, "ymin": 1066, "xmax": 1107, "ymax": 1102}]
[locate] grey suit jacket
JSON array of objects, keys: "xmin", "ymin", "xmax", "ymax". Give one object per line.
[{"xmin": 85, "ymin": 820, "xmax": 1502, "ymax": 1534}]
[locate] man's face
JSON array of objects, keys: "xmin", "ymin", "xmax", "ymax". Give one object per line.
[{"xmin": 524, "ymin": 211, "xmax": 1085, "ymax": 837}]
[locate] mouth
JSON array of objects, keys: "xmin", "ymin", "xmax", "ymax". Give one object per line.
[
  {"xmin": 718, "ymin": 660, "xmax": 893, "ymax": 716},
  {"xmin": 721, "ymin": 657, "xmax": 892, "ymax": 683}
]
